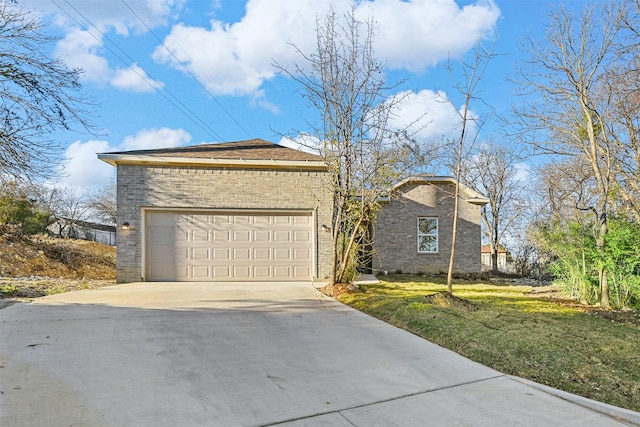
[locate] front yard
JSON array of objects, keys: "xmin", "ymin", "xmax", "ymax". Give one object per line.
[{"xmin": 336, "ymin": 275, "xmax": 640, "ymax": 412}]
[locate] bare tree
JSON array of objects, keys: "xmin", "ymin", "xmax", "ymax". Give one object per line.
[
  {"xmin": 88, "ymin": 180, "xmax": 117, "ymax": 225},
  {"xmin": 604, "ymin": 1, "xmax": 640, "ymax": 221},
  {"xmin": 512, "ymin": 3, "xmax": 624, "ymax": 308},
  {"xmin": 275, "ymin": 6, "xmax": 426, "ymax": 284},
  {"xmin": 48, "ymin": 186, "xmax": 90, "ymax": 238},
  {"xmin": 0, "ymin": 4, "xmax": 92, "ymax": 181},
  {"xmin": 461, "ymin": 142, "xmax": 526, "ymax": 272},
  {"xmin": 444, "ymin": 41, "xmax": 495, "ymax": 293}
]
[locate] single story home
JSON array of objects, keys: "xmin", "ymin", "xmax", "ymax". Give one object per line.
[
  {"xmin": 372, "ymin": 176, "xmax": 488, "ymax": 275},
  {"xmin": 481, "ymin": 244, "xmax": 510, "ymax": 272},
  {"xmin": 98, "ymin": 139, "xmax": 488, "ymax": 283}
]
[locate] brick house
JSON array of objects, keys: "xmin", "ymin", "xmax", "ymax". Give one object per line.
[
  {"xmin": 99, "ymin": 139, "xmax": 487, "ymax": 283},
  {"xmin": 372, "ymin": 176, "xmax": 488, "ymax": 275}
]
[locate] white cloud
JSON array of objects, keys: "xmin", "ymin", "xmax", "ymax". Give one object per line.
[
  {"xmin": 389, "ymin": 89, "xmax": 465, "ymax": 142},
  {"xmin": 121, "ymin": 128, "xmax": 192, "ymax": 151},
  {"xmin": 362, "ymin": 0, "xmax": 500, "ymax": 72},
  {"xmin": 280, "ymin": 89, "xmax": 471, "ymax": 149},
  {"xmin": 28, "ymin": 1, "xmax": 173, "ymax": 93},
  {"xmin": 278, "ymin": 135, "xmax": 321, "ymax": 155},
  {"xmin": 59, "ymin": 140, "xmax": 114, "ymax": 194},
  {"xmin": 55, "ymin": 29, "xmax": 111, "ymax": 85},
  {"xmin": 112, "ymin": 64, "xmax": 165, "ymax": 92},
  {"xmin": 154, "ymin": 0, "xmax": 499, "ymax": 96},
  {"xmin": 58, "ymin": 128, "xmax": 193, "ymax": 195},
  {"xmin": 513, "ymin": 162, "xmax": 531, "ymax": 184},
  {"xmin": 55, "ymin": 29, "xmax": 165, "ymax": 92},
  {"xmin": 21, "ymin": 0, "xmax": 185, "ymax": 35},
  {"xmin": 153, "ymin": 0, "xmax": 330, "ymax": 96},
  {"xmin": 29, "ymin": 0, "xmax": 499, "ymax": 98}
]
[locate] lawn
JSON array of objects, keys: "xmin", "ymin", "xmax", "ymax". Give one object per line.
[{"xmin": 336, "ymin": 275, "xmax": 640, "ymax": 412}]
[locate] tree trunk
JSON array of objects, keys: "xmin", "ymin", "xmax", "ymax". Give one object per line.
[
  {"xmin": 599, "ymin": 266, "xmax": 611, "ymax": 308},
  {"xmin": 336, "ymin": 216, "xmax": 364, "ymax": 284},
  {"xmin": 491, "ymin": 250, "xmax": 498, "ymax": 272},
  {"xmin": 597, "ymin": 215, "xmax": 611, "ymax": 308},
  {"xmin": 446, "ymin": 181, "xmax": 460, "ymax": 294}
]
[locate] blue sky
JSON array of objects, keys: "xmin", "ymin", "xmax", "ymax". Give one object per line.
[{"xmin": 19, "ymin": 0, "xmax": 591, "ymax": 194}]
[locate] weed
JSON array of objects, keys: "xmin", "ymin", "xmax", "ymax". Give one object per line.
[{"xmin": 0, "ymin": 284, "xmax": 18, "ymax": 296}]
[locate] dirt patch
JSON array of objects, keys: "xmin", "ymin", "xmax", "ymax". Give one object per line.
[
  {"xmin": 424, "ymin": 291, "xmax": 478, "ymax": 311},
  {"xmin": 589, "ymin": 308, "xmax": 640, "ymax": 327},
  {"xmin": 0, "ymin": 230, "xmax": 117, "ymax": 309},
  {"xmin": 0, "ymin": 232, "xmax": 115, "ymax": 280},
  {"xmin": 527, "ymin": 285, "xmax": 640, "ymax": 327},
  {"xmin": 320, "ymin": 283, "xmax": 363, "ymax": 298}
]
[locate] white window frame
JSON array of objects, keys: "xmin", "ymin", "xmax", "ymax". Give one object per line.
[{"xmin": 417, "ymin": 217, "xmax": 438, "ymax": 254}]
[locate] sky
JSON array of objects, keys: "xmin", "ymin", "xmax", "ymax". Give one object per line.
[{"xmin": 17, "ymin": 0, "xmax": 593, "ymax": 195}]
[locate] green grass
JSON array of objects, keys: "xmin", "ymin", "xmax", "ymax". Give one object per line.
[{"xmin": 337, "ymin": 275, "xmax": 640, "ymax": 412}]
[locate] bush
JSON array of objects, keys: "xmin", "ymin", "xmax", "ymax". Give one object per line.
[{"xmin": 0, "ymin": 182, "xmax": 50, "ymax": 235}]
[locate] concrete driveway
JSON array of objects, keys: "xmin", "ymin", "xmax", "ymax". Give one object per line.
[{"xmin": 1, "ymin": 282, "xmax": 638, "ymax": 427}]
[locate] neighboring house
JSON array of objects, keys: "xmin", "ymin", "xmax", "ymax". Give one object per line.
[
  {"xmin": 48, "ymin": 219, "xmax": 117, "ymax": 246},
  {"xmin": 372, "ymin": 176, "xmax": 488, "ymax": 275},
  {"xmin": 98, "ymin": 139, "xmax": 488, "ymax": 283},
  {"xmin": 481, "ymin": 244, "xmax": 510, "ymax": 272}
]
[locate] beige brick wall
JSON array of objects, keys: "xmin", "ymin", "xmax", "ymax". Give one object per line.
[
  {"xmin": 372, "ymin": 181, "xmax": 483, "ymax": 274},
  {"xmin": 116, "ymin": 165, "xmax": 333, "ymax": 283}
]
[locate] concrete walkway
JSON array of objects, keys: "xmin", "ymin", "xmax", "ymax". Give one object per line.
[{"xmin": 1, "ymin": 282, "xmax": 638, "ymax": 426}]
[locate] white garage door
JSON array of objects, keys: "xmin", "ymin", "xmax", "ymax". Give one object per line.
[{"xmin": 145, "ymin": 211, "xmax": 314, "ymax": 281}]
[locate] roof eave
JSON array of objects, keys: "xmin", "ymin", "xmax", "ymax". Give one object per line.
[{"xmin": 97, "ymin": 153, "xmax": 328, "ymax": 170}]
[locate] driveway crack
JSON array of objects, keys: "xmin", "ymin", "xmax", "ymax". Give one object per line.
[{"xmin": 261, "ymin": 374, "xmax": 504, "ymax": 426}]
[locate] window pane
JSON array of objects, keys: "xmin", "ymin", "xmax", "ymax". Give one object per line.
[
  {"xmin": 418, "ymin": 218, "xmax": 437, "ymax": 235},
  {"xmin": 418, "ymin": 235, "xmax": 437, "ymax": 252}
]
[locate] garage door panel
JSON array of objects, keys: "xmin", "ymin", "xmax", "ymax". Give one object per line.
[
  {"xmin": 293, "ymin": 230, "xmax": 310, "ymax": 242},
  {"xmin": 273, "ymin": 265, "xmax": 291, "ymax": 278},
  {"xmin": 212, "ymin": 248, "xmax": 230, "ymax": 260},
  {"xmin": 253, "ymin": 230, "xmax": 270, "ymax": 242},
  {"xmin": 293, "ymin": 265, "xmax": 311, "ymax": 278},
  {"xmin": 191, "ymin": 229, "xmax": 210, "ymax": 242},
  {"xmin": 233, "ymin": 265, "xmax": 251, "ymax": 278},
  {"xmin": 146, "ymin": 211, "xmax": 313, "ymax": 281},
  {"xmin": 212, "ymin": 265, "xmax": 230, "ymax": 278},
  {"xmin": 191, "ymin": 247, "xmax": 210, "ymax": 260},
  {"xmin": 148, "ymin": 245, "xmax": 173, "ymax": 262},
  {"xmin": 253, "ymin": 248, "xmax": 271, "ymax": 260},
  {"xmin": 253, "ymin": 265, "xmax": 271, "ymax": 278},
  {"xmin": 148, "ymin": 227, "xmax": 172, "ymax": 244},
  {"xmin": 191, "ymin": 266, "xmax": 210, "ymax": 279},
  {"xmin": 234, "ymin": 230, "xmax": 251, "ymax": 242},
  {"xmin": 213, "ymin": 230, "xmax": 230, "ymax": 242},
  {"xmin": 273, "ymin": 248, "xmax": 290, "ymax": 260},
  {"xmin": 274, "ymin": 230, "xmax": 290, "ymax": 242},
  {"xmin": 234, "ymin": 248, "xmax": 251, "ymax": 260},
  {"xmin": 294, "ymin": 215, "xmax": 311, "ymax": 225},
  {"xmin": 294, "ymin": 248, "xmax": 311, "ymax": 261},
  {"xmin": 273, "ymin": 215, "xmax": 292, "ymax": 224},
  {"xmin": 254, "ymin": 215, "xmax": 270, "ymax": 225},
  {"xmin": 235, "ymin": 215, "xmax": 251, "ymax": 225}
]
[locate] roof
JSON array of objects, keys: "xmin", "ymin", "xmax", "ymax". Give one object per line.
[
  {"xmin": 481, "ymin": 244, "xmax": 508, "ymax": 254},
  {"xmin": 389, "ymin": 176, "xmax": 489, "ymax": 205},
  {"xmin": 98, "ymin": 139, "xmax": 326, "ymax": 170}
]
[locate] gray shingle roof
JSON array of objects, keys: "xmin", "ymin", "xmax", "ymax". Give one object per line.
[{"xmin": 105, "ymin": 139, "xmax": 322, "ymax": 162}]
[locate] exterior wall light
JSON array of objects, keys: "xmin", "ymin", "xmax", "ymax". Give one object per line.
[
  {"xmin": 321, "ymin": 224, "xmax": 330, "ymax": 232},
  {"xmin": 121, "ymin": 222, "xmax": 130, "ymax": 230}
]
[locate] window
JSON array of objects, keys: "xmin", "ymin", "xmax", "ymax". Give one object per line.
[{"xmin": 417, "ymin": 217, "xmax": 438, "ymax": 253}]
